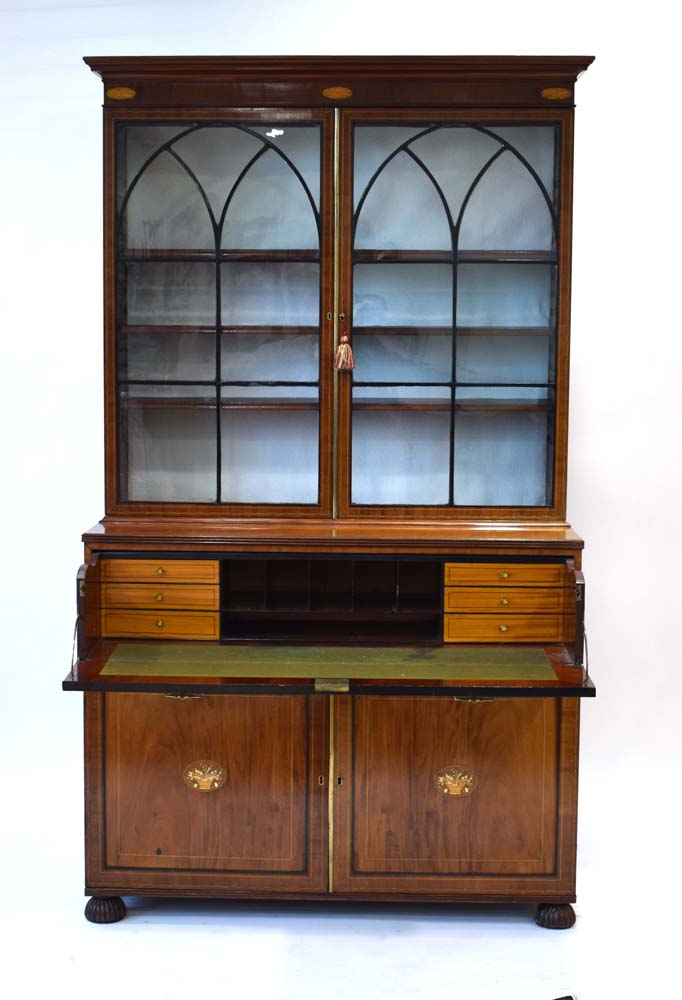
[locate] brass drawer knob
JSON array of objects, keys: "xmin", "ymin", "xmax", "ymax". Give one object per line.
[
  {"xmin": 155, "ymin": 593, "xmax": 164, "ymax": 602},
  {"xmin": 156, "ymin": 619, "xmax": 165, "ymax": 628},
  {"xmin": 183, "ymin": 760, "xmax": 226, "ymax": 792},
  {"xmin": 500, "ymin": 571, "xmax": 510, "ymax": 579},
  {"xmin": 156, "ymin": 567, "xmax": 165, "ymax": 575},
  {"xmin": 435, "ymin": 765, "xmax": 477, "ymax": 797},
  {"xmin": 499, "ymin": 624, "xmax": 509, "ymax": 632},
  {"xmin": 500, "ymin": 597, "xmax": 510, "ymax": 606}
]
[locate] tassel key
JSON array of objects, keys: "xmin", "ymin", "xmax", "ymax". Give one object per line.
[{"xmin": 334, "ymin": 323, "xmax": 355, "ymax": 372}]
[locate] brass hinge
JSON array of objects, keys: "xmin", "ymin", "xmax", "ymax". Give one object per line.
[
  {"xmin": 314, "ymin": 677, "xmax": 349, "ymax": 694},
  {"xmin": 79, "ymin": 580, "xmax": 87, "ymax": 597}
]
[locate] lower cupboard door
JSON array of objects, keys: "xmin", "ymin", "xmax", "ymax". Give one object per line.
[
  {"xmin": 99, "ymin": 692, "xmax": 327, "ymax": 892},
  {"xmin": 332, "ymin": 696, "xmax": 572, "ymax": 894}
]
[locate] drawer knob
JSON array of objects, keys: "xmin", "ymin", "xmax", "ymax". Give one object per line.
[
  {"xmin": 435, "ymin": 765, "xmax": 477, "ymax": 798},
  {"xmin": 499, "ymin": 624, "xmax": 509, "ymax": 632},
  {"xmin": 156, "ymin": 619, "xmax": 165, "ymax": 628},
  {"xmin": 155, "ymin": 593, "xmax": 164, "ymax": 602},
  {"xmin": 156, "ymin": 567, "xmax": 165, "ymax": 575},
  {"xmin": 500, "ymin": 571, "xmax": 510, "ymax": 579},
  {"xmin": 500, "ymin": 597, "xmax": 510, "ymax": 606},
  {"xmin": 183, "ymin": 760, "xmax": 226, "ymax": 792}
]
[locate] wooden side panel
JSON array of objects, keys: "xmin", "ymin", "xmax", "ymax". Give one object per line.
[
  {"xmin": 85, "ymin": 692, "xmax": 328, "ymax": 893},
  {"xmin": 332, "ymin": 696, "xmax": 580, "ymax": 898}
]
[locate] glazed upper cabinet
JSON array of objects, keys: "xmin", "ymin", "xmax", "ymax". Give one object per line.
[{"xmin": 109, "ymin": 100, "xmax": 573, "ymax": 521}]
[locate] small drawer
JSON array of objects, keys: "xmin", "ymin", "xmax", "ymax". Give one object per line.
[
  {"xmin": 101, "ymin": 609, "xmax": 220, "ymax": 640},
  {"xmin": 443, "ymin": 614, "xmax": 569, "ymax": 643},
  {"xmin": 101, "ymin": 559, "xmax": 219, "ymax": 584},
  {"xmin": 444, "ymin": 587, "xmax": 570, "ymax": 614},
  {"xmin": 101, "ymin": 583, "xmax": 220, "ymax": 611},
  {"xmin": 444, "ymin": 563, "xmax": 566, "ymax": 588}
]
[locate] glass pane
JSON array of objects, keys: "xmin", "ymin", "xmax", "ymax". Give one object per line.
[
  {"xmin": 120, "ymin": 125, "xmax": 189, "ymax": 183},
  {"xmin": 353, "ymin": 331, "xmax": 452, "ymax": 384},
  {"xmin": 354, "ymin": 152, "xmax": 451, "ymax": 250},
  {"xmin": 353, "ymin": 385, "xmax": 450, "ymax": 402},
  {"xmin": 457, "ymin": 264, "xmax": 553, "ymax": 328},
  {"xmin": 456, "ymin": 333, "xmax": 552, "ymax": 385},
  {"xmin": 250, "ymin": 124, "xmax": 321, "ymax": 207},
  {"xmin": 170, "ymin": 126, "xmax": 263, "ymax": 218},
  {"xmin": 221, "ymin": 405, "xmax": 319, "ymax": 503},
  {"xmin": 221, "ymin": 385, "xmax": 318, "ymax": 400},
  {"xmin": 485, "ymin": 126, "xmax": 556, "ymax": 201},
  {"xmin": 354, "ymin": 264, "xmax": 452, "ymax": 328},
  {"xmin": 221, "ymin": 263, "xmax": 319, "ymax": 326},
  {"xmin": 410, "ymin": 127, "xmax": 500, "ymax": 221},
  {"xmin": 352, "ymin": 409, "xmax": 450, "ymax": 505},
  {"xmin": 221, "ymin": 333, "xmax": 318, "ymax": 382},
  {"xmin": 221, "ymin": 149, "xmax": 318, "ymax": 250},
  {"xmin": 121, "ymin": 330, "xmax": 215, "ymax": 382},
  {"xmin": 126, "ymin": 263, "xmax": 215, "ymax": 325},
  {"xmin": 458, "ymin": 152, "xmax": 554, "ymax": 251},
  {"xmin": 353, "ymin": 127, "xmax": 426, "ymax": 206},
  {"xmin": 123, "ymin": 151, "xmax": 214, "ymax": 251},
  {"xmin": 453, "ymin": 410, "xmax": 551, "ymax": 506},
  {"xmin": 120, "ymin": 385, "xmax": 217, "ymax": 502}
]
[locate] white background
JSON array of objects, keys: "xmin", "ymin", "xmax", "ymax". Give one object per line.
[{"xmin": 1, "ymin": 2, "xmax": 681, "ymax": 997}]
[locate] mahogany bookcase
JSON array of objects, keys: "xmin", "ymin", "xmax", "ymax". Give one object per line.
[{"xmin": 65, "ymin": 55, "xmax": 594, "ymax": 928}]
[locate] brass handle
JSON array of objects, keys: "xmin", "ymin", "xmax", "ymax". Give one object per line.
[
  {"xmin": 155, "ymin": 593, "xmax": 164, "ymax": 602},
  {"xmin": 156, "ymin": 619, "xmax": 165, "ymax": 628},
  {"xmin": 156, "ymin": 567, "xmax": 165, "ymax": 576},
  {"xmin": 500, "ymin": 597, "xmax": 509, "ymax": 606},
  {"xmin": 500, "ymin": 571, "xmax": 510, "ymax": 579},
  {"xmin": 183, "ymin": 760, "xmax": 226, "ymax": 792},
  {"xmin": 499, "ymin": 624, "xmax": 509, "ymax": 633},
  {"xmin": 435, "ymin": 765, "xmax": 476, "ymax": 797}
]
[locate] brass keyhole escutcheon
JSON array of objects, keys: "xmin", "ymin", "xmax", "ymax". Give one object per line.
[
  {"xmin": 156, "ymin": 619, "xmax": 165, "ymax": 628},
  {"xmin": 500, "ymin": 597, "xmax": 509, "ymax": 606},
  {"xmin": 435, "ymin": 765, "xmax": 476, "ymax": 798},
  {"xmin": 183, "ymin": 761, "xmax": 227, "ymax": 792},
  {"xmin": 155, "ymin": 593, "xmax": 164, "ymax": 602}
]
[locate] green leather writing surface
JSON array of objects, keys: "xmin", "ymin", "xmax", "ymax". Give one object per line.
[{"xmin": 102, "ymin": 642, "xmax": 556, "ymax": 681}]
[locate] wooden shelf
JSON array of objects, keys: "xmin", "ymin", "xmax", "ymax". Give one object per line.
[
  {"xmin": 352, "ymin": 326, "xmax": 554, "ymax": 337},
  {"xmin": 121, "ymin": 249, "xmax": 320, "ymax": 262},
  {"xmin": 352, "ymin": 398, "xmax": 552, "ymax": 412},
  {"xmin": 352, "ymin": 250, "xmax": 556, "ymax": 264},
  {"xmin": 121, "ymin": 325, "xmax": 319, "ymax": 337},
  {"xmin": 122, "ymin": 396, "xmax": 318, "ymax": 411}
]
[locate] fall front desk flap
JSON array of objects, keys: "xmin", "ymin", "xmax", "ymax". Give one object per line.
[{"xmin": 102, "ymin": 643, "xmax": 556, "ymax": 681}]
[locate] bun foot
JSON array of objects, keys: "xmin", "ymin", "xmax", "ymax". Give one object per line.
[
  {"xmin": 84, "ymin": 896, "xmax": 127, "ymax": 923},
  {"xmin": 534, "ymin": 902, "xmax": 576, "ymax": 929}
]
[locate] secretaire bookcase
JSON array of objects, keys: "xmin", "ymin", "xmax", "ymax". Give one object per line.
[{"xmin": 65, "ymin": 56, "xmax": 595, "ymax": 928}]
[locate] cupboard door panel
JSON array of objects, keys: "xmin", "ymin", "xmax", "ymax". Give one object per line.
[
  {"xmin": 335, "ymin": 696, "xmax": 559, "ymax": 889},
  {"xmin": 103, "ymin": 693, "xmax": 321, "ymax": 884}
]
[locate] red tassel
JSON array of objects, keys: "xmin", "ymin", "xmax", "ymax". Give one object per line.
[{"xmin": 334, "ymin": 325, "xmax": 355, "ymax": 371}]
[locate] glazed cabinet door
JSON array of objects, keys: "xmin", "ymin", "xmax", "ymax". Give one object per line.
[
  {"xmin": 337, "ymin": 112, "xmax": 567, "ymax": 519},
  {"xmin": 85, "ymin": 692, "xmax": 328, "ymax": 894},
  {"xmin": 332, "ymin": 696, "xmax": 579, "ymax": 897},
  {"xmin": 109, "ymin": 112, "xmax": 334, "ymax": 516}
]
